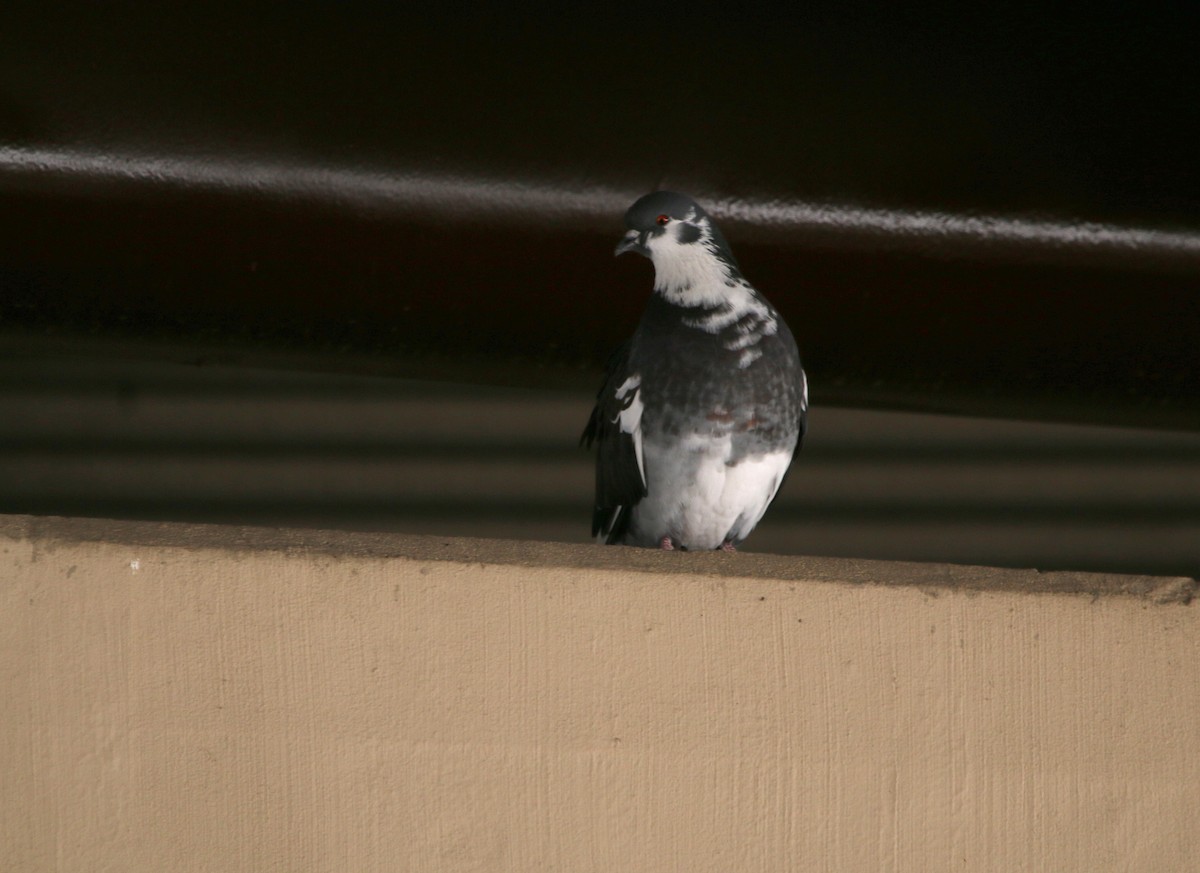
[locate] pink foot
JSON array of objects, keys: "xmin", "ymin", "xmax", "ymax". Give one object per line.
[
  {"xmin": 659, "ymin": 536, "xmax": 676, "ymax": 551},
  {"xmin": 719, "ymin": 541, "xmax": 737, "ymax": 552}
]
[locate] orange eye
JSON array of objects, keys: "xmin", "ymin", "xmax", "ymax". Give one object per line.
[{"xmin": 655, "ymin": 214, "xmax": 670, "ymax": 225}]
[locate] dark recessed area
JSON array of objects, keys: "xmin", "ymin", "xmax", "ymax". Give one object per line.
[{"xmin": 2, "ymin": 6, "xmax": 1197, "ymax": 576}]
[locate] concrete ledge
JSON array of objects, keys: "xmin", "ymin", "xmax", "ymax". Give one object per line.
[
  {"xmin": 7, "ymin": 514, "xmax": 1196, "ymax": 603},
  {"xmin": 3, "ymin": 515, "xmax": 1198, "ymax": 871}
]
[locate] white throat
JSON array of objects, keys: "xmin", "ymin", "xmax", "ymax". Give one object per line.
[{"xmin": 646, "ymin": 217, "xmax": 737, "ymax": 307}]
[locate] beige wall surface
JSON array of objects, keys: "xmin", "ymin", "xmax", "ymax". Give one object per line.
[{"xmin": 2, "ymin": 515, "xmax": 1197, "ymax": 872}]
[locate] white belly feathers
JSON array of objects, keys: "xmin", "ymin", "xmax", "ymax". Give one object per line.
[{"xmin": 628, "ymin": 433, "xmax": 792, "ymax": 550}]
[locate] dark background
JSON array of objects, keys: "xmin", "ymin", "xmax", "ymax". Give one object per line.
[
  {"xmin": 1, "ymin": 4, "xmax": 1198, "ymax": 575},
  {"xmin": 3, "ymin": 4, "xmax": 1198, "ymax": 419}
]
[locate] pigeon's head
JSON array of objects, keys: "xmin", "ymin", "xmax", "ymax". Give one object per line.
[{"xmin": 615, "ymin": 191, "xmax": 741, "ymax": 293}]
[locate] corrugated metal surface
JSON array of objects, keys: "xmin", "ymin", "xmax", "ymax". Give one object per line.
[{"xmin": 3, "ymin": 353, "xmax": 1196, "ymax": 577}]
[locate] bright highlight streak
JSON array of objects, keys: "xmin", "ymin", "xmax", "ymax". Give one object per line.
[
  {"xmin": 0, "ymin": 145, "xmax": 630, "ymax": 226},
  {"xmin": 3, "ymin": 145, "xmax": 1199, "ymax": 271},
  {"xmin": 715, "ymin": 196, "xmax": 1200, "ymax": 268}
]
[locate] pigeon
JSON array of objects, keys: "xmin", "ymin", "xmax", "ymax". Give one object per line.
[{"xmin": 582, "ymin": 191, "xmax": 808, "ymax": 551}]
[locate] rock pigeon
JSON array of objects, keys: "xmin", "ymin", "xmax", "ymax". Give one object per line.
[{"xmin": 582, "ymin": 191, "xmax": 808, "ymax": 551}]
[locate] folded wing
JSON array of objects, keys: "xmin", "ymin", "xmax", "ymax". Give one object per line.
[{"xmin": 580, "ymin": 341, "xmax": 648, "ymax": 543}]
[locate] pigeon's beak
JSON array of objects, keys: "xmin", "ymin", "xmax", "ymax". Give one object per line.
[{"xmin": 614, "ymin": 229, "xmax": 648, "ymax": 257}]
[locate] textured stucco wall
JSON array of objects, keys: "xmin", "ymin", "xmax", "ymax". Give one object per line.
[{"xmin": 2, "ymin": 515, "xmax": 1197, "ymax": 872}]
